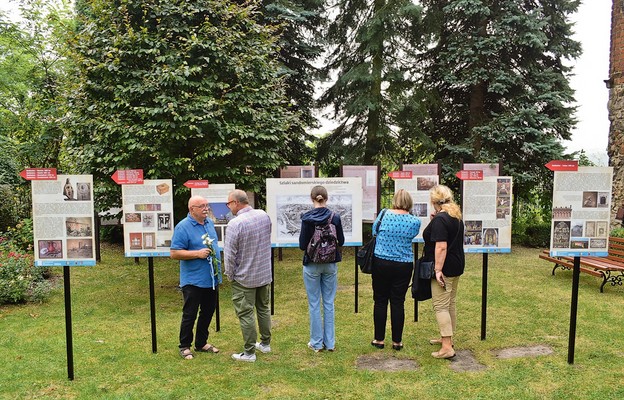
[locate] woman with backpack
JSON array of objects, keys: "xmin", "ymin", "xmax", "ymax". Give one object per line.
[
  {"xmin": 370, "ymin": 189, "xmax": 421, "ymax": 351},
  {"xmin": 299, "ymin": 185, "xmax": 345, "ymax": 352}
]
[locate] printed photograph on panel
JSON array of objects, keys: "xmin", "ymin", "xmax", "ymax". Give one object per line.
[
  {"xmin": 582, "ymin": 191, "xmax": 597, "ymax": 208},
  {"xmin": 157, "ymin": 213, "xmax": 172, "ymax": 230},
  {"xmin": 142, "ymin": 213, "xmax": 155, "ymax": 228},
  {"xmin": 570, "ymin": 220, "xmax": 583, "ymax": 237},
  {"xmin": 67, "ymin": 239, "xmax": 93, "ymax": 258},
  {"xmin": 276, "ymin": 194, "xmax": 353, "ymax": 239},
  {"xmin": 301, "ymin": 168, "xmax": 314, "ymax": 178},
  {"xmin": 135, "ymin": 204, "xmax": 161, "ymax": 211},
  {"xmin": 552, "ymin": 221, "xmax": 571, "ymax": 248},
  {"xmin": 156, "ymin": 182, "xmax": 170, "ymax": 195},
  {"xmin": 143, "ymin": 233, "xmax": 156, "ymax": 249},
  {"xmin": 597, "ymin": 192, "xmax": 609, "ymax": 208},
  {"xmin": 464, "ymin": 221, "xmax": 483, "ymax": 245},
  {"xmin": 209, "ymin": 202, "xmax": 233, "ymax": 224},
  {"xmin": 412, "ymin": 203, "xmax": 428, "ymax": 217},
  {"xmin": 552, "ymin": 206, "xmax": 572, "ymax": 220},
  {"xmin": 416, "ymin": 177, "xmax": 436, "ymax": 191},
  {"xmin": 570, "ymin": 238, "xmax": 589, "ymax": 249},
  {"xmin": 62, "ymin": 178, "xmax": 77, "ymax": 201},
  {"xmin": 157, "ymin": 235, "xmax": 171, "ymax": 247},
  {"xmin": 497, "ymin": 179, "xmax": 511, "ymax": 195},
  {"xmin": 76, "ymin": 182, "xmax": 91, "ymax": 200},
  {"xmin": 585, "ymin": 221, "xmax": 596, "ymax": 237},
  {"xmin": 590, "ymin": 238, "xmax": 607, "ymax": 248},
  {"xmin": 38, "ymin": 240, "xmax": 62, "ymax": 259},
  {"xmin": 129, "ymin": 233, "xmax": 143, "ymax": 249},
  {"xmin": 596, "ymin": 221, "xmax": 608, "ymax": 237},
  {"xmin": 66, "ymin": 217, "xmax": 93, "ymax": 237},
  {"xmin": 482, "ymin": 228, "xmax": 499, "ymax": 247},
  {"xmin": 125, "ymin": 213, "xmax": 141, "ymax": 223}
]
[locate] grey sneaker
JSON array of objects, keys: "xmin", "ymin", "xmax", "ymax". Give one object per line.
[
  {"xmin": 231, "ymin": 352, "xmax": 256, "ymax": 362},
  {"xmin": 255, "ymin": 342, "xmax": 271, "ymax": 353},
  {"xmin": 307, "ymin": 342, "xmax": 322, "ymax": 353}
]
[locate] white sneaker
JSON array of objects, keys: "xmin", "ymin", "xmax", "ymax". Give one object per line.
[
  {"xmin": 231, "ymin": 352, "xmax": 256, "ymax": 362},
  {"xmin": 307, "ymin": 342, "xmax": 322, "ymax": 353},
  {"xmin": 255, "ymin": 342, "xmax": 271, "ymax": 353}
]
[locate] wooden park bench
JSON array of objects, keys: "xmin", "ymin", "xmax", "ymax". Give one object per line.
[{"xmin": 539, "ymin": 236, "xmax": 624, "ymax": 293}]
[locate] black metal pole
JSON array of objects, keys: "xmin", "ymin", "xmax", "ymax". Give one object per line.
[
  {"xmin": 355, "ymin": 247, "xmax": 359, "ymax": 313},
  {"xmin": 480, "ymin": 253, "xmax": 488, "ymax": 340},
  {"xmin": 568, "ymin": 256, "xmax": 581, "ymax": 364},
  {"xmin": 413, "ymin": 242, "xmax": 419, "ymax": 322},
  {"xmin": 63, "ymin": 266, "xmax": 74, "ymax": 380},
  {"xmin": 148, "ymin": 257, "xmax": 157, "ymax": 353},
  {"xmin": 271, "ymin": 248, "xmax": 275, "ymax": 315}
]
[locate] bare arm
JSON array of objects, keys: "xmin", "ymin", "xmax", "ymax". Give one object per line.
[
  {"xmin": 434, "ymin": 241, "xmax": 447, "ymax": 286},
  {"xmin": 170, "ymin": 248, "xmax": 211, "ymax": 260}
]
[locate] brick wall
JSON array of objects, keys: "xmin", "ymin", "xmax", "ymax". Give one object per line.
[{"xmin": 608, "ymin": 0, "xmax": 624, "ymax": 228}]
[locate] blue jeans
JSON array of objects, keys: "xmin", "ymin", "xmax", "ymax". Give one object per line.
[{"xmin": 303, "ymin": 262, "xmax": 338, "ymax": 350}]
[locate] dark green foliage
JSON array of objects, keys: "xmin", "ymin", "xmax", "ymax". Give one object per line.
[
  {"xmin": 514, "ymin": 222, "xmax": 551, "ymax": 248},
  {"xmin": 417, "ymin": 0, "xmax": 581, "ymax": 201},
  {"xmin": 66, "ymin": 0, "xmax": 301, "ymax": 213}
]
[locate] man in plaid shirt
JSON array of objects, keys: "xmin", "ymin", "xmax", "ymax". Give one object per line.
[{"xmin": 224, "ymin": 189, "xmax": 273, "ymax": 362}]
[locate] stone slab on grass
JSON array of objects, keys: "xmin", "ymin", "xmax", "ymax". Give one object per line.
[
  {"xmin": 449, "ymin": 349, "xmax": 487, "ymax": 372},
  {"xmin": 493, "ymin": 345, "xmax": 554, "ymax": 359},
  {"xmin": 356, "ymin": 354, "xmax": 419, "ymax": 371}
]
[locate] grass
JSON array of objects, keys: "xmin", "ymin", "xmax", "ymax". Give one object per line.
[{"xmin": 1, "ymin": 244, "xmax": 623, "ymax": 399}]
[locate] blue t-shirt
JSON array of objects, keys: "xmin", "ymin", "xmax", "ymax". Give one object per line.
[
  {"xmin": 170, "ymin": 213, "xmax": 222, "ymax": 288},
  {"xmin": 372, "ymin": 210, "xmax": 421, "ymax": 263}
]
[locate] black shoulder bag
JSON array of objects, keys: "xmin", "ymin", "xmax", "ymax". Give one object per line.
[{"xmin": 356, "ymin": 209, "xmax": 387, "ymax": 274}]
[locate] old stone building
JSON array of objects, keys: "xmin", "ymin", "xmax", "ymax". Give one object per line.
[{"xmin": 608, "ymin": 0, "xmax": 624, "ymax": 228}]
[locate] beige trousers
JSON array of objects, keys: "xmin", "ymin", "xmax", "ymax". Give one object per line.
[{"xmin": 431, "ymin": 275, "xmax": 460, "ymax": 337}]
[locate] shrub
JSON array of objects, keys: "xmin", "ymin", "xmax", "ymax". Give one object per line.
[
  {"xmin": 611, "ymin": 227, "xmax": 624, "ymax": 238},
  {"xmin": 514, "ymin": 222, "xmax": 551, "ymax": 248},
  {"xmin": 0, "ymin": 250, "xmax": 53, "ymax": 304},
  {"xmin": 2, "ymin": 219, "xmax": 34, "ymax": 253}
]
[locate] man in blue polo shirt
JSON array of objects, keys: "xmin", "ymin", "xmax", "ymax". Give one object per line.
[{"xmin": 170, "ymin": 195, "xmax": 222, "ymax": 360}]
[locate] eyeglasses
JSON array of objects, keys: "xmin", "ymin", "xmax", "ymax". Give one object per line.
[
  {"xmin": 192, "ymin": 204, "xmax": 210, "ymax": 210},
  {"xmin": 226, "ymin": 200, "xmax": 237, "ymax": 207}
]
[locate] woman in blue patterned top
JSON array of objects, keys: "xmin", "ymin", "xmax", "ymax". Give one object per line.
[{"xmin": 370, "ymin": 189, "xmax": 420, "ymax": 351}]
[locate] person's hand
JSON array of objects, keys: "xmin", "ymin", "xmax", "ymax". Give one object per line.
[
  {"xmin": 435, "ymin": 270, "xmax": 445, "ymax": 287},
  {"xmin": 197, "ymin": 248, "xmax": 211, "ymax": 259}
]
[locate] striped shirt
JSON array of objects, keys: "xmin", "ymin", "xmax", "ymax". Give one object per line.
[{"xmin": 224, "ymin": 206, "xmax": 272, "ymax": 288}]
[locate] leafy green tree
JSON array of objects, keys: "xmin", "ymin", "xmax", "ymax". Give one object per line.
[
  {"xmin": 66, "ymin": 0, "xmax": 301, "ymax": 213},
  {"xmin": 0, "ymin": 0, "xmax": 75, "ymax": 222},
  {"xmin": 318, "ymin": 0, "xmax": 425, "ymax": 168},
  {"xmin": 257, "ymin": 0, "xmax": 326, "ymax": 165},
  {"xmin": 417, "ymin": 0, "xmax": 581, "ymax": 199}
]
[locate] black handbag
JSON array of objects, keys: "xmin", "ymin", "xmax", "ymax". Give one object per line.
[
  {"xmin": 356, "ymin": 209, "xmax": 387, "ymax": 274},
  {"xmin": 416, "ymin": 259, "xmax": 435, "ymax": 280}
]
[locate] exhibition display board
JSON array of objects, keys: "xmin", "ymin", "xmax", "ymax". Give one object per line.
[
  {"xmin": 121, "ymin": 179, "xmax": 174, "ymax": 257},
  {"xmin": 342, "ymin": 165, "xmax": 378, "ymax": 222},
  {"xmin": 398, "ymin": 164, "xmax": 440, "ymax": 242},
  {"xmin": 463, "ymin": 176, "xmax": 513, "ymax": 253},
  {"xmin": 32, "ymin": 174, "xmax": 96, "ymax": 266},
  {"xmin": 266, "ymin": 177, "xmax": 363, "ymax": 247},
  {"xmin": 279, "ymin": 165, "xmax": 316, "ymax": 178},
  {"xmin": 550, "ymin": 166, "xmax": 614, "ymax": 257},
  {"xmin": 191, "ymin": 183, "xmax": 236, "ymax": 247}
]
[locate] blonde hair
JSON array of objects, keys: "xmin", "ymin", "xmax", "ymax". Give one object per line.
[
  {"xmin": 392, "ymin": 189, "xmax": 413, "ymax": 212},
  {"xmin": 430, "ymin": 185, "xmax": 462, "ymax": 219},
  {"xmin": 310, "ymin": 185, "xmax": 328, "ymax": 203}
]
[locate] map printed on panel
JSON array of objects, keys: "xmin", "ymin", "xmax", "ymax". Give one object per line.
[
  {"xmin": 32, "ymin": 175, "xmax": 96, "ymax": 266},
  {"xmin": 394, "ymin": 175, "xmax": 439, "ymax": 243},
  {"xmin": 463, "ymin": 176, "xmax": 513, "ymax": 253},
  {"xmin": 122, "ymin": 179, "xmax": 174, "ymax": 257},
  {"xmin": 266, "ymin": 178, "xmax": 363, "ymax": 247},
  {"xmin": 550, "ymin": 167, "xmax": 613, "ymax": 256},
  {"xmin": 192, "ymin": 183, "xmax": 236, "ymax": 247}
]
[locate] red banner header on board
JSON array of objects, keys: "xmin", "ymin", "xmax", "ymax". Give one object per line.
[
  {"xmin": 388, "ymin": 171, "xmax": 413, "ymax": 179},
  {"xmin": 455, "ymin": 170, "xmax": 484, "ymax": 180},
  {"xmin": 112, "ymin": 169, "xmax": 144, "ymax": 184},
  {"xmin": 20, "ymin": 168, "xmax": 57, "ymax": 180},
  {"xmin": 183, "ymin": 180, "xmax": 209, "ymax": 188},
  {"xmin": 545, "ymin": 160, "xmax": 578, "ymax": 172}
]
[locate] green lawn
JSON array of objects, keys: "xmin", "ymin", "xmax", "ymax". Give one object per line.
[{"xmin": 1, "ymin": 245, "xmax": 623, "ymax": 399}]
